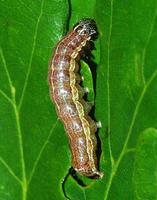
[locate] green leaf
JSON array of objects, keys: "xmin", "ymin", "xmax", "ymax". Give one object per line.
[
  {"xmin": 134, "ymin": 128, "xmax": 157, "ymax": 200},
  {"xmin": 1, "ymin": 0, "xmax": 157, "ymax": 200},
  {"xmin": 0, "ymin": 1, "xmax": 70, "ymax": 200},
  {"xmin": 80, "ymin": 61, "xmax": 95, "ymax": 102}
]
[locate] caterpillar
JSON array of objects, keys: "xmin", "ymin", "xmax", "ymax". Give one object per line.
[{"xmin": 49, "ymin": 18, "xmax": 103, "ymax": 178}]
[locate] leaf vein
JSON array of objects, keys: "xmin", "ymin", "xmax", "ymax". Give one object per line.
[
  {"xmin": 0, "ymin": 47, "xmax": 14, "ymax": 98},
  {"xmin": 18, "ymin": 0, "xmax": 45, "ymax": 110},
  {"xmin": 0, "ymin": 156, "xmax": 22, "ymax": 185},
  {"xmin": 106, "ymin": 0, "xmax": 114, "ymax": 168},
  {"xmin": 141, "ymin": 8, "xmax": 157, "ymax": 85},
  {"xmin": 104, "ymin": 69, "xmax": 157, "ymax": 199},
  {"xmin": 28, "ymin": 119, "xmax": 58, "ymax": 184},
  {"xmin": 0, "ymin": 89, "xmax": 14, "ymax": 105},
  {"xmin": 12, "ymin": 99, "xmax": 27, "ymax": 200}
]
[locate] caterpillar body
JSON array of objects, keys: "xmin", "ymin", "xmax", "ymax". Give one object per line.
[{"xmin": 49, "ymin": 19, "xmax": 103, "ymax": 178}]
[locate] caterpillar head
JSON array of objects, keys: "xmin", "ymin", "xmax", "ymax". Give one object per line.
[{"xmin": 73, "ymin": 18, "xmax": 98, "ymax": 40}]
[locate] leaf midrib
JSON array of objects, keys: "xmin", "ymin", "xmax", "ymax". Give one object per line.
[
  {"xmin": 0, "ymin": 0, "xmax": 47, "ymax": 199},
  {"xmin": 0, "ymin": 47, "xmax": 27, "ymax": 199}
]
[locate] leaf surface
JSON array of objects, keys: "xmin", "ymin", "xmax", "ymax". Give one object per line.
[{"xmin": 134, "ymin": 128, "xmax": 157, "ymax": 200}]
